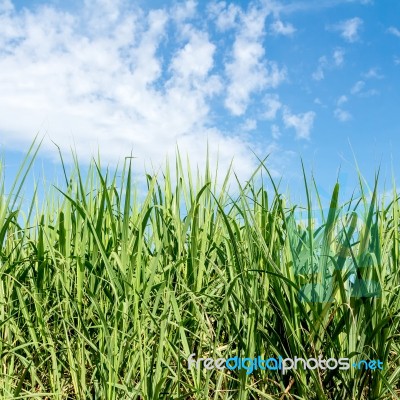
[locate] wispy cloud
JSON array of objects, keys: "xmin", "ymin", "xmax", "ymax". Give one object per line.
[
  {"xmin": 271, "ymin": 124, "xmax": 281, "ymax": 139},
  {"xmin": 337, "ymin": 95, "xmax": 348, "ymax": 106},
  {"xmin": 334, "ymin": 95, "xmax": 351, "ymax": 121},
  {"xmin": 312, "ymin": 56, "xmax": 328, "ymax": 81},
  {"xmin": 263, "ymin": 94, "xmax": 282, "ymax": 120},
  {"xmin": 334, "ymin": 108, "xmax": 352, "ymax": 122},
  {"xmin": 349, "ymin": 79, "xmax": 379, "ymax": 97},
  {"xmin": 240, "ymin": 118, "xmax": 257, "ymax": 131},
  {"xmin": 362, "ymin": 67, "xmax": 383, "ymax": 79},
  {"xmin": 274, "ymin": 0, "xmax": 372, "ymax": 14},
  {"xmin": 350, "ymin": 80, "xmax": 365, "ymax": 94},
  {"xmin": 283, "ymin": 108, "xmax": 316, "ymax": 140},
  {"xmin": 270, "ymin": 19, "xmax": 296, "ymax": 36},
  {"xmin": 333, "ymin": 48, "xmax": 345, "ymax": 66},
  {"xmin": 332, "ymin": 17, "xmax": 363, "ymax": 42},
  {"xmin": 387, "ymin": 26, "xmax": 400, "ymax": 38},
  {"xmin": 312, "ymin": 48, "xmax": 344, "ymax": 80}
]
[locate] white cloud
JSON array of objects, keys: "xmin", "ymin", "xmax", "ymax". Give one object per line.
[
  {"xmin": 0, "ymin": 1, "xmax": 266, "ymax": 183},
  {"xmin": 395, "ymin": 56, "xmax": 400, "ymax": 65},
  {"xmin": 362, "ymin": 67, "xmax": 383, "ymax": 79},
  {"xmin": 0, "ymin": 0, "xmax": 13, "ymax": 13},
  {"xmin": 282, "ymin": 108, "xmax": 316, "ymax": 140},
  {"xmin": 270, "ymin": 19, "xmax": 296, "ymax": 36},
  {"xmin": 271, "ymin": 124, "xmax": 281, "ymax": 139},
  {"xmin": 224, "ymin": 4, "xmax": 286, "ymax": 115},
  {"xmin": 312, "ymin": 49, "xmax": 343, "ymax": 81},
  {"xmin": 263, "ymin": 94, "xmax": 282, "ymax": 120},
  {"xmin": 172, "ymin": 0, "xmax": 198, "ymax": 22},
  {"xmin": 350, "ymin": 80, "xmax": 365, "ymax": 94},
  {"xmin": 314, "ymin": 97, "xmax": 327, "ymax": 108},
  {"xmin": 312, "ymin": 68, "xmax": 324, "ymax": 81},
  {"xmin": 170, "ymin": 30, "xmax": 218, "ymax": 81},
  {"xmin": 333, "ymin": 17, "xmax": 363, "ymax": 42},
  {"xmin": 312, "ymin": 56, "xmax": 327, "ymax": 80},
  {"xmin": 334, "ymin": 108, "xmax": 352, "ymax": 122},
  {"xmin": 241, "ymin": 118, "xmax": 257, "ymax": 131},
  {"xmin": 83, "ymin": 0, "xmax": 126, "ymax": 33},
  {"xmin": 359, "ymin": 89, "xmax": 379, "ymax": 97},
  {"xmin": 130, "ymin": 9, "xmax": 169, "ymax": 87},
  {"xmin": 349, "ymin": 80, "xmax": 378, "ymax": 97},
  {"xmin": 208, "ymin": 2, "xmax": 240, "ymax": 31},
  {"xmin": 388, "ymin": 26, "xmax": 400, "ymax": 38},
  {"xmin": 333, "ymin": 48, "xmax": 344, "ymax": 66},
  {"xmin": 337, "ymin": 95, "xmax": 348, "ymax": 106}
]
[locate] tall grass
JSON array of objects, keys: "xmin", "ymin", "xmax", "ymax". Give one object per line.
[{"xmin": 0, "ymin": 140, "xmax": 399, "ymax": 399}]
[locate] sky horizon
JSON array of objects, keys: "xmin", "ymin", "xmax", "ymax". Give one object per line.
[{"xmin": 1, "ymin": 0, "xmax": 399, "ymax": 204}]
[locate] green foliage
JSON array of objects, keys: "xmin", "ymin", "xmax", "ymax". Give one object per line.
[{"xmin": 0, "ymin": 139, "xmax": 399, "ymax": 399}]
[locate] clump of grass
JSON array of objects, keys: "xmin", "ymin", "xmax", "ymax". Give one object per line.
[{"xmin": 0, "ymin": 139, "xmax": 399, "ymax": 399}]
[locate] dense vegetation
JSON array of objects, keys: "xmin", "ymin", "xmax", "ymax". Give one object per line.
[{"xmin": 1, "ymin": 140, "xmax": 399, "ymax": 399}]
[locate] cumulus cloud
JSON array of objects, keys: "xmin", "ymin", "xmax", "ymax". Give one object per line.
[
  {"xmin": 224, "ymin": 4, "xmax": 286, "ymax": 116},
  {"xmin": 333, "ymin": 17, "xmax": 363, "ymax": 42},
  {"xmin": 282, "ymin": 108, "xmax": 316, "ymax": 140},
  {"xmin": 169, "ymin": 29, "xmax": 219, "ymax": 82},
  {"xmin": 208, "ymin": 2, "xmax": 240, "ymax": 31},
  {"xmin": 270, "ymin": 19, "xmax": 296, "ymax": 36},
  {"xmin": 0, "ymin": 0, "xmax": 293, "ymax": 182},
  {"xmin": 172, "ymin": 0, "xmax": 198, "ymax": 22}
]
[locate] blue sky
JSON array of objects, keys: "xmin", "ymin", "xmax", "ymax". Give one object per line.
[{"xmin": 0, "ymin": 0, "xmax": 399, "ymax": 203}]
